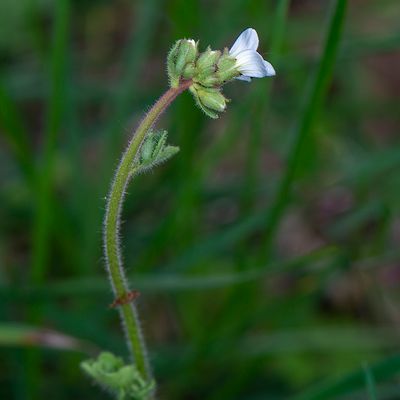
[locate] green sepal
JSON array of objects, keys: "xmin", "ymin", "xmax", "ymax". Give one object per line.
[
  {"xmin": 182, "ymin": 62, "xmax": 196, "ymax": 79},
  {"xmin": 197, "ymin": 74, "xmax": 220, "ymax": 87},
  {"xmin": 167, "ymin": 40, "xmax": 181, "ymax": 87},
  {"xmin": 135, "ymin": 130, "xmax": 179, "ymax": 174},
  {"xmin": 195, "ymin": 100, "xmax": 219, "ymax": 119},
  {"xmin": 81, "ymin": 352, "xmax": 155, "ymax": 400}
]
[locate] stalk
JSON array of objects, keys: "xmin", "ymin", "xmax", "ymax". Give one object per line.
[{"xmin": 103, "ymin": 80, "xmax": 191, "ymax": 380}]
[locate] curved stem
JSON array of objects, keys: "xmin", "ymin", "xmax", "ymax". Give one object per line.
[{"xmin": 103, "ymin": 80, "xmax": 191, "ymax": 381}]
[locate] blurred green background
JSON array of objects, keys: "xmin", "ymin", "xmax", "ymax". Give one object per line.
[{"xmin": 1, "ymin": 0, "xmax": 400, "ymax": 398}]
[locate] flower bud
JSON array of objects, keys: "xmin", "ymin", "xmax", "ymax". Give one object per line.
[
  {"xmin": 192, "ymin": 48, "xmax": 238, "ymax": 87},
  {"xmin": 197, "ymin": 86, "xmax": 227, "ymax": 112},
  {"xmin": 189, "ymin": 83, "xmax": 227, "ymax": 119},
  {"xmin": 215, "ymin": 49, "xmax": 238, "ymax": 83},
  {"xmin": 195, "ymin": 48, "xmax": 220, "ymax": 74},
  {"xmin": 167, "ymin": 39, "xmax": 198, "ymax": 87},
  {"xmin": 175, "ymin": 40, "xmax": 197, "ymax": 72}
]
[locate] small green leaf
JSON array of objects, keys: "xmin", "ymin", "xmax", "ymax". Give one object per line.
[
  {"xmin": 135, "ymin": 130, "xmax": 180, "ymax": 174},
  {"xmin": 81, "ymin": 352, "xmax": 155, "ymax": 400}
]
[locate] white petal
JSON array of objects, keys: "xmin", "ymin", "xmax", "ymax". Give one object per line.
[
  {"xmin": 236, "ymin": 75, "xmax": 252, "ymax": 82},
  {"xmin": 229, "ymin": 28, "xmax": 259, "ymax": 58},
  {"xmin": 263, "ymin": 60, "xmax": 276, "ymax": 76},
  {"xmin": 235, "ymin": 49, "xmax": 271, "ymax": 78}
]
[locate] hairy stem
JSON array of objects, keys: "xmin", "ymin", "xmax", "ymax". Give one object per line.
[{"xmin": 103, "ymin": 80, "xmax": 191, "ymax": 381}]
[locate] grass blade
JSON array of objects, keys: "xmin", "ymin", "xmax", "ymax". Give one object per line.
[
  {"xmin": 27, "ymin": 0, "xmax": 70, "ymax": 395},
  {"xmin": 260, "ymin": 0, "xmax": 348, "ymax": 258},
  {"xmin": 0, "ymin": 83, "xmax": 34, "ymax": 184},
  {"xmin": 293, "ymin": 354, "xmax": 400, "ymax": 400},
  {"xmin": 31, "ymin": 0, "xmax": 70, "ymax": 284},
  {"xmin": 240, "ymin": 0, "xmax": 290, "ymax": 214},
  {"xmin": 364, "ymin": 364, "xmax": 378, "ymax": 400}
]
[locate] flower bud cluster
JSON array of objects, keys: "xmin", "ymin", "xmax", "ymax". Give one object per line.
[
  {"xmin": 166, "ymin": 29, "xmax": 275, "ymax": 119},
  {"xmin": 167, "ymin": 39, "xmax": 240, "ymax": 118}
]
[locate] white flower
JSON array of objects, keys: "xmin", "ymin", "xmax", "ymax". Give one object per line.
[{"xmin": 229, "ymin": 28, "xmax": 275, "ymax": 82}]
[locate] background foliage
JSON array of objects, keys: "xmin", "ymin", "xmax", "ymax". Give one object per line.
[{"xmin": 1, "ymin": 0, "xmax": 400, "ymax": 398}]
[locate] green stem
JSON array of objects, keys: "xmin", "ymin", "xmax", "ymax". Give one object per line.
[{"xmin": 103, "ymin": 80, "xmax": 191, "ymax": 381}]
